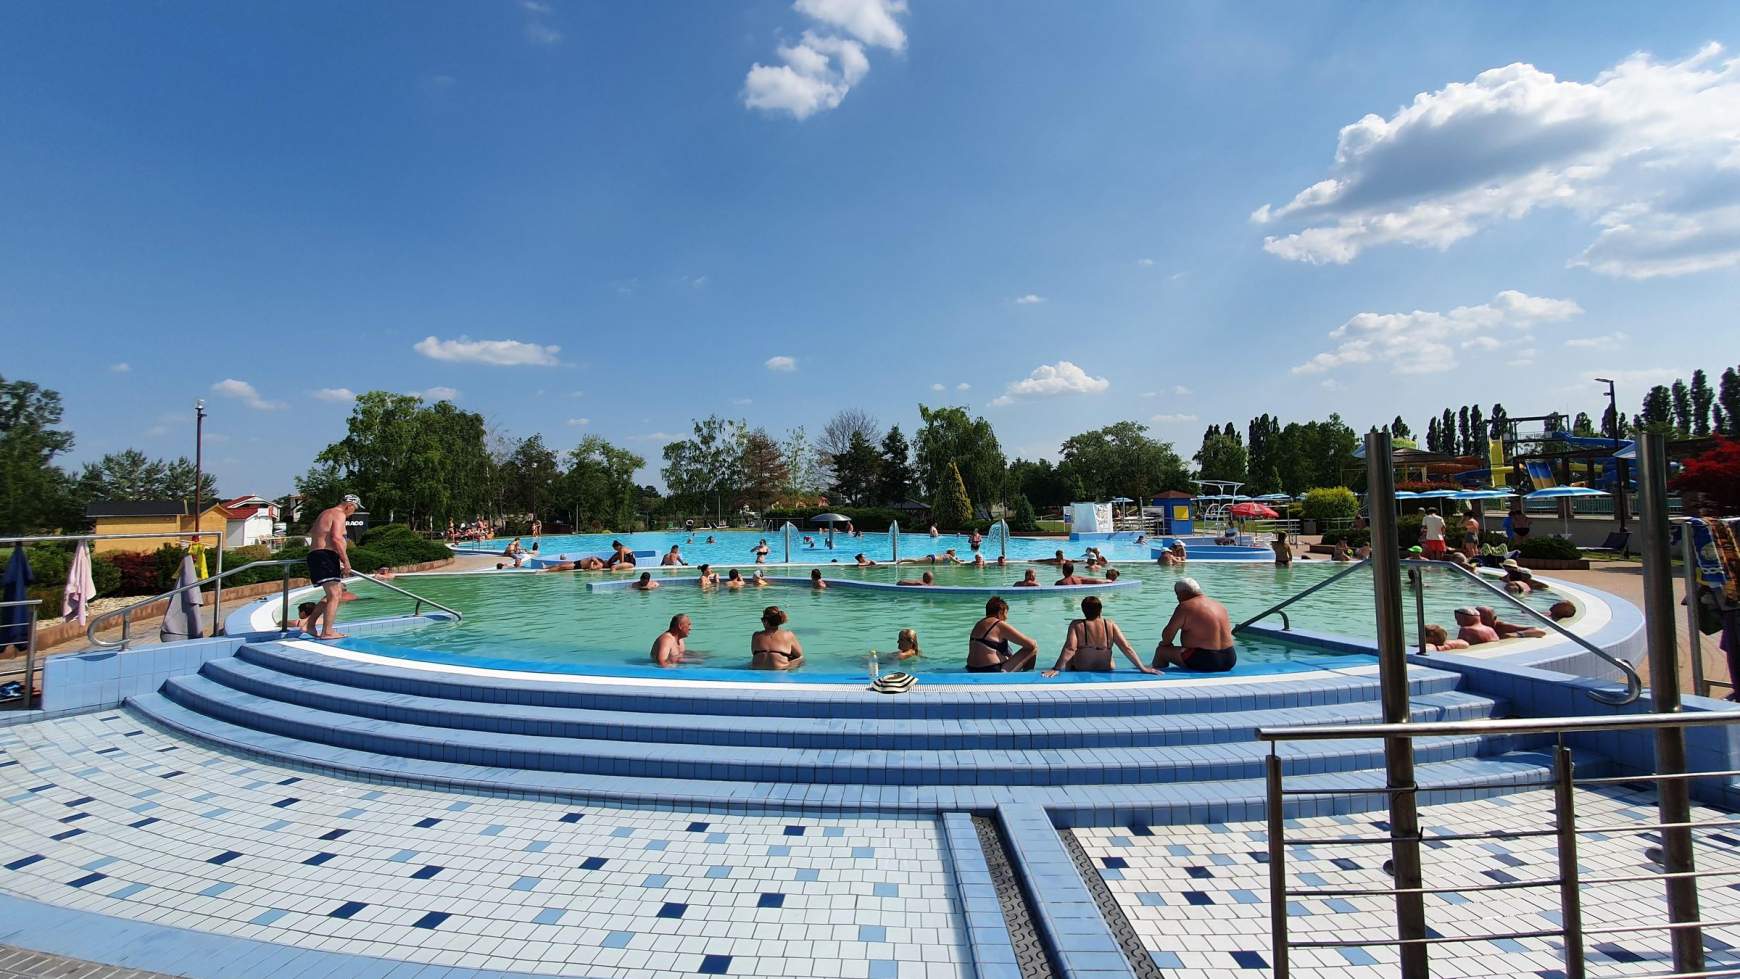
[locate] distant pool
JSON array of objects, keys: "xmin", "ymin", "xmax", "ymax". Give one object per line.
[
  {"xmin": 324, "ymin": 560, "xmax": 1570, "ymax": 683},
  {"xmin": 459, "ymin": 529, "xmax": 1177, "ymax": 567}
]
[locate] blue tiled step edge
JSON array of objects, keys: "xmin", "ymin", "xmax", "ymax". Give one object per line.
[
  {"xmin": 159, "ymin": 673, "xmax": 1540, "ymax": 786},
  {"xmin": 126, "ymin": 693, "xmax": 1603, "ymax": 825},
  {"xmin": 199, "ymin": 654, "xmax": 1510, "ymax": 751},
  {"xmin": 237, "ymin": 642, "xmax": 1464, "ymax": 718}
]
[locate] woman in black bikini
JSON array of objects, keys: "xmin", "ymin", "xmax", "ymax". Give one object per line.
[
  {"xmin": 1044, "ymin": 596, "xmax": 1159, "ymax": 676},
  {"xmin": 966, "ymin": 597, "xmax": 1038, "ymax": 673},
  {"xmin": 751, "ymin": 606, "xmax": 804, "ymax": 671}
]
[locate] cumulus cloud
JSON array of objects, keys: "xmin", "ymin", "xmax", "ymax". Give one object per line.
[
  {"xmin": 1253, "ymin": 43, "xmax": 1740, "ymax": 277},
  {"xmin": 417, "ymin": 387, "xmax": 460, "ymax": 402},
  {"xmin": 1173, "ymin": 384, "xmax": 1193, "ymax": 396},
  {"xmin": 930, "ymin": 383, "xmax": 946, "ymax": 392},
  {"xmin": 566, "ymin": 417, "xmax": 590, "ymax": 427},
  {"xmin": 414, "ymin": 335, "xmax": 560, "ymax": 366},
  {"xmin": 1151, "ymin": 413, "xmax": 1199, "ymax": 423},
  {"xmin": 211, "ymin": 378, "xmax": 285, "ymax": 411},
  {"xmin": 765, "ymin": 355, "xmax": 798, "ymax": 372},
  {"xmin": 521, "ymin": 0, "xmax": 562, "ymax": 44},
  {"xmin": 1291, "ymin": 290, "xmax": 1582, "ymax": 377},
  {"xmin": 956, "ymin": 382, "xmax": 971, "ymax": 391},
  {"xmin": 1565, "ymin": 331, "xmax": 1629, "ymax": 350},
  {"xmin": 109, "ymin": 362, "xmax": 130, "ymax": 373},
  {"xmin": 989, "ymin": 361, "xmax": 1111, "ymax": 406},
  {"xmin": 311, "ymin": 387, "xmax": 356, "ymax": 403},
  {"xmin": 730, "ymin": 397, "xmax": 754, "ymax": 406},
  {"xmin": 743, "ymin": 1, "xmax": 906, "ymax": 119},
  {"xmin": 1014, "ymin": 294, "xmax": 1045, "ymax": 305},
  {"xmin": 1135, "ymin": 258, "xmax": 1155, "ymax": 267}
]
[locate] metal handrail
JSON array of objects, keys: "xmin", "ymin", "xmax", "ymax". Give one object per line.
[
  {"xmin": 1259, "ymin": 709, "xmax": 1738, "ymax": 743},
  {"xmin": 1232, "ymin": 558, "xmax": 1371, "ymax": 634},
  {"xmin": 1434, "ymin": 559, "xmax": 1642, "ymax": 706},
  {"xmin": 85, "ymin": 561, "xmax": 462, "ymax": 649},
  {"xmin": 0, "ymin": 598, "xmax": 42, "ymax": 709},
  {"xmin": 85, "ymin": 560, "xmax": 302, "ymax": 649}
]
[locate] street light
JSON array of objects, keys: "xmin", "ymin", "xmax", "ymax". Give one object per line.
[
  {"xmin": 1594, "ymin": 378, "xmax": 1626, "ymax": 531},
  {"xmin": 193, "ymin": 400, "xmax": 206, "ymax": 542}
]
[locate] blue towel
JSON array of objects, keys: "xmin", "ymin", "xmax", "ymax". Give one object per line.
[{"xmin": 0, "ymin": 545, "xmax": 33, "ymax": 650}]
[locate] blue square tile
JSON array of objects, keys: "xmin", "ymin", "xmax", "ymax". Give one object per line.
[
  {"xmin": 250, "ymin": 908, "xmax": 287, "ymax": 926},
  {"xmin": 784, "ymin": 825, "xmax": 805, "ymax": 836},
  {"xmin": 687, "ymin": 821, "xmax": 709, "ymax": 832},
  {"xmin": 872, "ymin": 883, "xmax": 898, "ymax": 898},
  {"xmin": 412, "ymin": 911, "xmax": 450, "ymax": 929},
  {"xmin": 858, "ymin": 925, "xmax": 886, "ymax": 942},
  {"xmin": 413, "ymin": 817, "xmax": 440, "ymax": 829},
  {"xmin": 705, "ymin": 865, "xmax": 731, "ymax": 879},
  {"xmin": 869, "ymin": 961, "xmax": 899, "ymax": 979},
  {"xmin": 643, "ymin": 874, "xmax": 670, "ymax": 888},
  {"xmin": 560, "ymin": 811, "xmax": 585, "ymax": 823},
  {"xmin": 758, "ymin": 892, "xmax": 785, "ymax": 908},
  {"xmin": 411, "ymin": 865, "xmax": 443, "ymax": 880},
  {"xmin": 852, "ymin": 846, "xmax": 875, "ymax": 858},
  {"xmin": 327, "ymin": 901, "xmax": 367, "ymax": 919},
  {"xmin": 795, "ymin": 869, "xmax": 820, "ymax": 882},
  {"xmin": 698, "ymin": 954, "xmax": 732, "ymax": 975},
  {"xmin": 1231, "ymin": 950, "xmax": 1267, "ymax": 969},
  {"xmin": 580, "ymin": 857, "xmax": 608, "ymax": 871},
  {"xmin": 657, "ymin": 902, "xmax": 687, "ymax": 919},
  {"xmin": 602, "ymin": 930, "xmax": 634, "ymax": 948},
  {"xmin": 532, "ymin": 908, "xmax": 564, "ymax": 925}
]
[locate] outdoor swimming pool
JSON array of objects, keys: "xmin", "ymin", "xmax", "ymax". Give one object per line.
[
  {"xmin": 461, "ymin": 528, "xmax": 1168, "ymax": 567},
  {"xmin": 325, "ymin": 559, "xmax": 1572, "ymax": 682}
]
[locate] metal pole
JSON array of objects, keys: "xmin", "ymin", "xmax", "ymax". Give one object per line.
[
  {"xmin": 1683, "ymin": 527, "xmax": 1706, "ymax": 699},
  {"xmin": 213, "ymin": 536, "xmax": 225, "ymax": 636},
  {"xmin": 1637, "ymin": 430, "xmax": 1702, "ymax": 973},
  {"xmin": 280, "ymin": 566, "xmax": 292, "ymax": 634},
  {"xmin": 23, "ymin": 605, "xmax": 36, "ymax": 710},
  {"xmin": 1365, "ymin": 429, "xmax": 1428, "ymax": 978},
  {"xmin": 1409, "ymin": 567, "xmax": 1427, "ymax": 656},
  {"xmin": 193, "ymin": 400, "xmax": 206, "ymax": 548},
  {"xmin": 1266, "ymin": 750, "xmax": 1290, "ymax": 979},
  {"xmin": 1553, "ymin": 742, "xmax": 1586, "ymax": 979}
]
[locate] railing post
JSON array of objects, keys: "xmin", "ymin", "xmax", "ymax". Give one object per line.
[
  {"xmin": 1409, "ymin": 567, "xmax": 1426, "ymax": 656},
  {"xmin": 280, "ymin": 566, "xmax": 292, "ymax": 633},
  {"xmin": 1636, "ymin": 430, "xmax": 1703, "ymax": 972},
  {"xmin": 1365, "ymin": 429, "xmax": 1429, "ymax": 979},
  {"xmin": 1553, "ymin": 742, "xmax": 1586, "ymax": 979},
  {"xmin": 1682, "ymin": 527, "xmax": 1706, "ymax": 698},
  {"xmin": 1266, "ymin": 750, "xmax": 1290, "ymax": 979},
  {"xmin": 213, "ymin": 535, "xmax": 225, "ymax": 636},
  {"xmin": 23, "ymin": 605, "xmax": 37, "ymax": 711}
]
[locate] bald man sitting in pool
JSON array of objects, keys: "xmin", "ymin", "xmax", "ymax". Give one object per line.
[
  {"xmin": 1150, "ymin": 577, "xmax": 1238, "ymax": 673},
  {"xmin": 1012, "ymin": 568, "xmax": 1040, "ymax": 587}
]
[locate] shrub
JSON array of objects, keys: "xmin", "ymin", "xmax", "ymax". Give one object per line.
[
  {"xmin": 1321, "ymin": 528, "xmax": 1370, "ymax": 548},
  {"xmin": 360, "ymin": 524, "xmax": 450, "ymax": 567},
  {"xmin": 90, "ymin": 555, "xmax": 122, "ymax": 596},
  {"xmin": 1010, "ymin": 495, "xmax": 1040, "ymax": 533},
  {"xmin": 1518, "ymin": 536, "xmax": 1581, "ymax": 560},
  {"xmin": 1301, "ymin": 487, "xmax": 1359, "ymax": 523},
  {"xmin": 109, "ymin": 550, "xmax": 166, "ymax": 596}
]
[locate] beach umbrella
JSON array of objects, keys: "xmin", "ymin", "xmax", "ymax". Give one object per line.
[
  {"xmin": 1450, "ymin": 489, "xmax": 1514, "ymax": 500},
  {"xmin": 1416, "ymin": 489, "xmax": 1460, "ymax": 498},
  {"xmin": 1109, "ymin": 497, "xmax": 1133, "ymax": 503},
  {"xmin": 1393, "ymin": 491, "xmax": 1421, "ymax": 499},
  {"xmin": 808, "ymin": 513, "xmax": 851, "ymax": 525},
  {"xmin": 1254, "ymin": 493, "xmax": 1291, "ymax": 502},
  {"xmin": 1525, "ymin": 486, "xmax": 1608, "ymax": 536},
  {"xmin": 1228, "ymin": 502, "xmax": 1279, "ymax": 519}
]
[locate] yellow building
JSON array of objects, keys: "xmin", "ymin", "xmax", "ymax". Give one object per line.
[{"xmin": 85, "ymin": 501, "xmax": 234, "ymax": 555}]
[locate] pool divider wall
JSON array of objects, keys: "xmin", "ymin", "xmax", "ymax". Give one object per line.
[{"xmin": 585, "ymin": 575, "xmax": 1145, "ymax": 595}]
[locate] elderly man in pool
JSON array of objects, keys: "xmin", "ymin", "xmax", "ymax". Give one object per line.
[
  {"xmin": 650, "ymin": 613, "xmax": 693, "ymax": 668},
  {"xmin": 1150, "ymin": 577, "xmax": 1238, "ymax": 673}
]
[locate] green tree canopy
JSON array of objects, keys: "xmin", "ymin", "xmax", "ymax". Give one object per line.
[
  {"xmin": 932, "ymin": 461, "xmax": 973, "ymax": 530},
  {"xmin": 1057, "ymin": 421, "xmax": 1189, "ymax": 501},
  {"xmin": 914, "ymin": 405, "xmax": 1004, "ymax": 509},
  {"xmin": 1193, "ymin": 423, "xmax": 1248, "ymax": 484},
  {"xmin": 875, "ymin": 425, "xmax": 914, "ymax": 504},
  {"xmin": 828, "ymin": 430, "xmax": 882, "ymax": 505}
]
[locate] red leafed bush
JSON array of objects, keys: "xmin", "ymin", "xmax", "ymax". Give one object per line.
[
  {"xmin": 107, "ymin": 550, "xmax": 164, "ymax": 597},
  {"xmin": 1671, "ymin": 437, "xmax": 1740, "ymax": 513}
]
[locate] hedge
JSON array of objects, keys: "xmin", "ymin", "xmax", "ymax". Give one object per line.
[{"xmin": 1518, "ymin": 536, "xmax": 1582, "ymax": 560}]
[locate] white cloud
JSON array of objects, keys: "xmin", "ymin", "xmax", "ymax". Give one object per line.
[
  {"xmin": 1254, "ymin": 43, "xmax": 1740, "ymax": 277},
  {"xmin": 565, "ymin": 417, "xmax": 590, "ymax": 427},
  {"xmin": 211, "ymin": 378, "xmax": 285, "ymax": 411},
  {"xmin": 730, "ymin": 397, "xmax": 754, "ymax": 406},
  {"xmin": 930, "ymin": 383, "xmax": 946, "ymax": 392},
  {"xmin": 1014, "ymin": 294, "xmax": 1045, "ymax": 305},
  {"xmin": 1565, "ymin": 331, "xmax": 1629, "ymax": 350},
  {"xmin": 742, "ymin": 1, "xmax": 906, "ymax": 119},
  {"xmin": 765, "ymin": 355, "xmax": 798, "ymax": 372},
  {"xmin": 311, "ymin": 387, "xmax": 356, "ymax": 403},
  {"xmin": 627, "ymin": 431, "xmax": 678, "ymax": 443},
  {"xmin": 1135, "ymin": 258, "xmax": 1155, "ymax": 267},
  {"xmin": 1173, "ymin": 384, "xmax": 1193, "ymax": 396},
  {"xmin": 521, "ymin": 0, "xmax": 561, "ymax": 44},
  {"xmin": 1290, "ymin": 290, "xmax": 1582, "ymax": 377},
  {"xmin": 417, "ymin": 386, "xmax": 460, "ymax": 402},
  {"xmin": 1556, "ymin": 366, "xmax": 1688, "ymax": 395},
  {"xmin": 109, "ymin": 362, "xmax": 130, "ymax": 373},
  {"xmin": 684, "ymin": 274, "xmax": 709, "ymax": 288},
  {"xmin": 1150, "ymin": 413, "xmax": 1199, "ymax": 423},
  {"xmin": 956, "ymin": 382, "xmax": 971, "ymax": 391},
  {"xmin": 414, "ymin": 335, "xmax": 560, "ymax": 366},
  {"xmin": 990, "ymin": 361, "xmax": 1111, "ymax": 406}
]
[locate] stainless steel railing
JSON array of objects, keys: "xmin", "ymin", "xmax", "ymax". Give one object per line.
[
  {"xmin": 86, "ymin": 560, "xmax": 461, "ymax": 650},
  {"xmin": 1259, "ymin": 710, "xmax": 1740, "ymax": 979},
  {"xmin": 0, "ymin": 599, "xmax": 41, "ymax": 709},
  {"xmin": 1232, "ymin": 558, "xmax": 1371, "ymax": 634}
]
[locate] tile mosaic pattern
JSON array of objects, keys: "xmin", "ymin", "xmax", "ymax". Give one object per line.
[
  {"xmin": 1077, "ymin": 781, "xmax": 1740, "ymax": 978},
  {"xmin": 0, "ymin": 712, "xmax": 974, "ymax": 978}
]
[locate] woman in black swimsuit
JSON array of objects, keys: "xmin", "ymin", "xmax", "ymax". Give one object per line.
[
  {"xmin": 966, "ymin": 597, "xmax": 1038, "ymax": 672},
  {"xmin": 751, "ymin": 606, "xmax": 804, "ymax": 671},
  {"xmin": 1044, "ymin": 596, "xmax": 1159, "ymax": 676}
]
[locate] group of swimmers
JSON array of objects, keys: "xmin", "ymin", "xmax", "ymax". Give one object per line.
[{"xmin": 646, "ymin": 575, "xmax": 1239, "ymax": 676}]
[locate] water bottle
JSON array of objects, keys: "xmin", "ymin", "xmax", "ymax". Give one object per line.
[{"xmin": 867, "ymin": 648, "xmax": 880, "ymax": 686}]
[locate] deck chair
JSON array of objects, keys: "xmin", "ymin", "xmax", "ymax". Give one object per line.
[{"xmin": 1585, "ymin": 530, "xmax": 1631, "ymax": 558}]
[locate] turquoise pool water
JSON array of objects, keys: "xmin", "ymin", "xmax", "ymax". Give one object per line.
[{"xmin": 330, "ymin": 561, "xmax": 1569, "ymax": 682}]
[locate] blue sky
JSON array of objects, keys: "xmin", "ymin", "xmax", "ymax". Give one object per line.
[{"xmin": 5, "ymin": 1, "xmax": 1738, "ymax": 495}]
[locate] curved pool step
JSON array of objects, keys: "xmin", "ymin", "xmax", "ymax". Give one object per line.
[
  {"xmin": 198, "ymin": 653, "xmax": 1509, "ymax": 751},
  {"xmin": 160, "ymin": 673, "xmax": 1537, "ymax": 787},
  {"xmin": 126, "ymin": 691, "xmax": 1599, "ymax": 826},
  {"xmin": 237, "ymin": 641, "xmax": 1463, "ymax": 719}
]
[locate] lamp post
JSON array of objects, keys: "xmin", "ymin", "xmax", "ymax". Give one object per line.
[
  {"xmin": 1595, "ymin": 378, "xmax": 1626, "ymax": 531},
  {"xmin": 193, "ymin": 400, "xmax": 206, "ymax": 540}
]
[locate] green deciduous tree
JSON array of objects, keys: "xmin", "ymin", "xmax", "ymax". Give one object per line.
[
  {"xmin": 561, "ymin": 437, "xmax": 644, "ymax": 531},
  {"xmin": 503, "ymin": 435, "xmax": 560, "ymax": 520},
  {"xmin": 1641, "ymin": 384, "xmax": 1674, "ymax": 435},
  {"xmin": 0, "ymin": 376, "xmax": 78, "ymax": 534},
  {"xmin": 1057, "ymin": 421, "xmax": 1190, "ymax": 501},
  {"xmin": 305, "ymin": 390, "xmax": 492, "ymax": 529},
  {"xmin": 1691, "ymin": 370, "xmax": 1714, "ymax": 437},
  {"xmin": 1193, "ymin": 423, "xmax": 1248, "ymax": 484},
  {"xmin": 914, "ymin": 405, "xmax": 1004, "ymax": 511},
  {"xmin": 737, "ymin": 428, "xmax": 789, "ymax": 514},
  {"xmin": 660, "ymin": 415, "xmax": 746, "ymax": 516}
]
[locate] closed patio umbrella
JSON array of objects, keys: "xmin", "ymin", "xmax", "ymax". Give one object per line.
[{"xmin": 159, "ymin": 554, "xmax": 205, "ymax": 643}]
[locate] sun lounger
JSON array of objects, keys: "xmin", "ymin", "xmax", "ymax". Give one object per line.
[{"xmin": 1585, "ymin": 530, "xmax": 1630, "ymax": 558}]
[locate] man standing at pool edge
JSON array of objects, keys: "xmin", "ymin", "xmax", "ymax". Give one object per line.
[{"xmin": 306, "ymin": 495, "xmax": 361, "ymax": 640}]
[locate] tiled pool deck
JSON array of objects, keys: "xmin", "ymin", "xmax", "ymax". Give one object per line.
[
  {"xmin": 1077, "ymin": 786, "xmax": 1740, "ymax": 977},
  {"xmin": 0, "ymin": 713, "xmax": 975, "ymax": 978}
]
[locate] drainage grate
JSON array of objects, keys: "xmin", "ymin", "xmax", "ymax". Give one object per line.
[
  {"xmin": 972, "ymin": 814, "xmax": 1057, "ymax": 979},
  {"xmin": 1059, "ymin": 828, "xmax": 1170, "ymax": 978}
]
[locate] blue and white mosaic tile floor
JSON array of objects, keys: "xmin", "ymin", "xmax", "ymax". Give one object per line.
[
  {"xmin": 1077, "ymin": 781, "xmax": 1740, "ymax": 978},
  {"xmin": 0, "ymin": 713, "xmax": 974, "ymax": 978}
]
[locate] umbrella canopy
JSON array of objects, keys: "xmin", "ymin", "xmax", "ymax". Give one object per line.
[
  {"xmin": 0, "ymin": 545, "xmax": 32, "ymax": 651},
  {"xmin": 1228, "ymin": 502, "xmax": 1279, "ymax": 519},
  {"xmin": 1416, "ymin": 489, "xmax": 1461, "ymax": 498},
  {"xmin": 1524, "ymin": 487, "xmax": 1608, "ymax": 499},
  {"xmin": 1109, "ymin": 496, "xmax": 1134, "ymax": 504},
  {"xmin": 1450, "ymin": 489, "xmax": 1515, "ymax": 501},
  {"xmin": 1254, "ymin": 493, "xmax": 1292, "ymax": 502},
  {"xmin": 808, "ymin": 513, "xmax": 852, "ymax": 524},
  {"xmin": 1393, "ymin": 491, "xmax": 1422, "ymax": 499}
]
